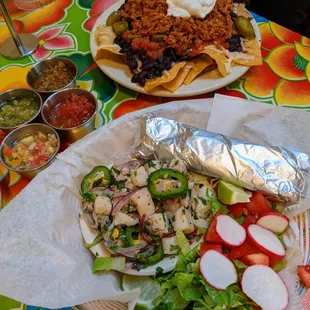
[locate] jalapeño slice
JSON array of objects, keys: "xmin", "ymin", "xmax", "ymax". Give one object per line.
[
  {"xmin": 147, "ymin": 168, "xmax": 188, "ymax": 199},
  {"xmin": 81, "ymin": 166, "xmax": 111, "ymax": 194}
]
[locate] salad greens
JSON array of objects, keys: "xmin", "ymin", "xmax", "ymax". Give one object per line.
[{"xmin": 150, "ymin": 247, "xmax": 256, "ymax": 310}]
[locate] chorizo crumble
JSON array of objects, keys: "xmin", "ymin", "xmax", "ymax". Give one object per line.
[{"xmin": 120, "ymin": 0, "xmax": 235, "ymax": 57}]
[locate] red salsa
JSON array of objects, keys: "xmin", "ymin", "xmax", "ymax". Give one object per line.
[{"xmin": 48, "ymin": 94, "xmax": 95, "ymax": 128}]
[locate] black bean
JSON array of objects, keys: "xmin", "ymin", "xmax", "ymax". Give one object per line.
[
  {"xmin": 147, "ymin": 70, "xmax": 155, "ymax": 79},
  {"xmin": 120, "ymin": 47, "xmax": 129, "ymax": 53},
  {"xmin": 131, "ymin": 74, "xmax": 138, "ymax": 83},
  {"xmin": 128, "ymin": 59, "xmax": 138, "ymax": 70},
  {"xmin": 154, "ymin": 70, "xmax": 162, "ymax": 77},
  {"xmin": 165, "ymin": 63, "xmax": 172, "ymax": 71},
  {"xmin": 230, "ymin": 12, "xmax": 238, "ymax": 19},
  {"xmin": 157, "ymin": 63, "xmax": 166, "ymax": 72},
  {"xmin": 228, "ymin": 35, "xmax": 242, "ymax": 52},
  {"xmin": 143, "ymin": 61, "xmax": 155, "ymax": 71},
  {"xmin": 158, "ymin": 55, "xmax": 165, "ymax": 64},
  {"xmin": 137, "ymin": 71, "xmax": 148, "ymax": 86}
]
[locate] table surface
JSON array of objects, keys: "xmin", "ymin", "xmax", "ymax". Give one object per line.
[{"xmin": 0, "ymin": 0, "xmax": 310, "ymax": 309}]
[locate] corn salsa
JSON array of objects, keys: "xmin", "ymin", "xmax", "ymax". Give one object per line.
[
  {"xmin": 48, "ymin": 94, "xmax": 95, "ymax": 128},
  {"xmin": 0, "ymin": 96, "xmax": 40, "ymax": 128},
  {"xmin": 33, "ymin": 61, "xmax": 75, "ymax": 91},
  {"xmin": 3, "ymin": 131, "xmax": 58, "ymax": 170}
]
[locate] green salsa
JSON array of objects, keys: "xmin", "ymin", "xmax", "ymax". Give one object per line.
[{"xmin": 0, "ymin": 96, "xmax": 40, "ymax": 127}]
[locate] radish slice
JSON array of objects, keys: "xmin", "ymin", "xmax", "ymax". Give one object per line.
[
  {"xmin": 216, "ymin": 214, "xmax": 246, "ymax": 247},
  {"xmin": 241, "ymin": 265, "xmax": 289, "ymax": 310},
  {"xmin": 248, "ymin": 224, "xmax": 285, "ymax": 258},
  {"xmin": 256, "ymin": 212, "xmax": 289, "ymax": 234},
  {"xmin": 200, "ymin": 249, "xmax": 237, "ymax": 290}
]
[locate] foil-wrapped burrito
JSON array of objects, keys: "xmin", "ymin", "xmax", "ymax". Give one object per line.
[{"xmin": 133, "ymin": 117, "xmax": 310, "ymax": 203}]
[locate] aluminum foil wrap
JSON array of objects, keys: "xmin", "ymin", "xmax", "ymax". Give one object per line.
[{"xmin": 133, "ymin": 116, "xmax": 310, "ymax": 203}]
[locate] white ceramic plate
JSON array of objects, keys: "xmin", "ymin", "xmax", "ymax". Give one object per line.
[{"xmin": 90, "ymin": 0, "xmax": 261, "ymax": 97}]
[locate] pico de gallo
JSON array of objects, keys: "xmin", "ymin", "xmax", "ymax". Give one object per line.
[
  {"xmin": 48, "ymin": 94, "xmax": 96, "ymax": 128},
  {"xmin": 3, "ymin": 131, "xmax": 58, "ymax": 170}
]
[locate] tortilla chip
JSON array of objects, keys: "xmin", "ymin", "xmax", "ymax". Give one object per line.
[
  {"xmin": 201, "ymin": 48, "xmax": 230, "ymax": 76},
  {"xmin": 144, "ymin": 62, "xmax": 186, "ymax": 91},
  {"xmin": 94, "ymin": 25, "xmax": 123, "ymax": 59},
  {"xmin": 162, "ymin": 67, "xmax": 191, "ymax": 92},
  {"xmin": 183, "ymin": 55, "xmax": 214, "ymax": 85},
  {"xmin": 232, "ymin": 39, "xmax": 262, "ymax": 66},
  {"xmin": 235, "ymin": 3, "xmax": 251, "ymax": 18}
]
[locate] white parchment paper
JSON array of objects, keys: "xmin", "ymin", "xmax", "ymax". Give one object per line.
[
  {"xmin": 0, "ymin": 95, "xmax": 309, "ymax": 309},
  {"xmin": 0, "ymin": 99, "xmax": 213, "ymax": 308}
]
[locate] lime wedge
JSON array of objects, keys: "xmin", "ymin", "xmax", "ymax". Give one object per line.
[
  {"xmin": 218, "ymin": 180, "xmax": 250, "ymax": 205},
  {"xmin": 122, "ymin": 274, "xmax": 162, "ymax": 310}
]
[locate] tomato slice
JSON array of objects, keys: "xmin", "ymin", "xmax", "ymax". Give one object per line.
[
  {"xmin": 204, "ymin": 212, "xmax": 222, "ymax": 243},
  {"xmin": 246, "ymin": 192, "xmax": 273, "ymax": 215},
  {"xmin": 240, "ymin": 253, "xmax": 269, "ymax": 266},
  {"xmin": 298, "ymin": 265, "xmax": 310, "ymax": 288},
  {"xmin": 3, "ymin": 146, "xmax": 12, "ymax": 158},
  {"xmin": 229, "ymin": 236, "xmax": 260, "ymax": 260},
  {"xmin": 200, "ymin": 243, "xmax": 222, "ymax": 256},
  {"xmin": 228, "ymin": 203, "xmax": 248, "ymax": 218},
  {"xmin": 242, "ymin": 214, "xmax": 258, "ymax": 229}
]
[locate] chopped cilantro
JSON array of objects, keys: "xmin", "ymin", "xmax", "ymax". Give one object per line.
[
  {"xmin": 198, "ymin": 197, "xmax": 207, "ymax": 205},
  {"xmin": 156, "ymin": 266, "xmax": 164, "ymax": 276},
  {"xmin": 111, "ymin": 167, "xmax": 120, "ymax": 175}
]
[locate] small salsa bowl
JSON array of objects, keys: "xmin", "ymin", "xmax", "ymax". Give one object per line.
[
  {"xmin": 0, "ymin": 123, "xmax": 60, "ymax": 179},
  {"xmin": 26, "ymin": 57, "xmax": 78, "ymax": 98},
  {"xmin": 41, "ymin": 88, "xmax": 97, "ymax": 143},
  {"xmin": 0, "ymin": 88, "xmax": 42, "ymax": 134}
]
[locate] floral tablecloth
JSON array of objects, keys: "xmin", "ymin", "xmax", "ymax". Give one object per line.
[{"xmin": 0, "ymin": 0, "xmax": 310, "ymax": 309}]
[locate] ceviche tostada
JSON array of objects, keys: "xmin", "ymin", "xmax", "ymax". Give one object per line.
[
  {"xmin": 94, "ymin": 0, "xmax": 262, "ymax": 92},
  {"xmin": 80, "ymin": 157, "xmax": 293, "ymax": 309}
]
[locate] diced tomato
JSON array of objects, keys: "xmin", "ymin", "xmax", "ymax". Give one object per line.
[
  {"xmin": 229, "ymin": 237, "xmax": 260, "ymax": 260},
  {"xmin": 246, "ymin": 192, "xmax": 273, "ymax": 215},
  {"xmin": 200, "ymin": 243, "xmax": 222, "ymax": 256},
  {"xmin": 204, "ymin": 212, "xmax": 222, "ymax": 243},
  {"xmin": 298, "ymin": 265, "xmax": 310, "ymax": 288},
  {"xmin": 228, "ymin": 203, "xmax": 248, "ymax": 218},
  {"xmin": 242, "ymin": 214, "xmax": 258, "ymax": 229},
  {"xmin": 269, "ymin": 255, "xmax": 283, "ymax": 267},
  {"xmin": 35, "ymin": 140, "xmax": 45, "ymax": 150},
  {"xmin": 30, "ymin": 155, "xmax": 49, "ymax": 168},
  {"xmin": 240, "ymin": 253, "xmax": 269, "ymax": 266},
  {"xmin": 3, "ymin": 146, "xmax": 12, "ymax": 157}
]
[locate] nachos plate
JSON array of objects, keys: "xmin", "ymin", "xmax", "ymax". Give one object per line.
[{"xmin": 90, "ymin": 0, "xmax": 262, "ymax": 97}]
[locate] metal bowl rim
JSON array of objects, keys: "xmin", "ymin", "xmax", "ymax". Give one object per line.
[
  {"xmin": 41, "ymin": 88, "xmax": 98, "ymax": 131},
  {"xmin": 0, "ymin": 123, "xmax": 60, "ymax": 173},
  {"xmin": 0, "ymin": 88, "xmax": 43, "ymax": 130},
  {"xmin": 26, "ymin": 57, "xmax": 78, "ymax": 94}
]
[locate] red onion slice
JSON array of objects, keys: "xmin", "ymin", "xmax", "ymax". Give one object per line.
[
  {"xmin": 115, "ymin": 160, "xmax": 144, "ymax": 172},
  {"xmin": 162, "ymin": 232, "xmax": 176, "ymax": 238},
  {"xmin": 111, "ymin": 190, "xmax": 137, "ymax": 216},
  {"xmin": 140, "ymin": 214, "xmax": 153, "ymax": 243},
  {"xmin": 104, "ymin": 240, "xmax": 148, "ymax": 259}
]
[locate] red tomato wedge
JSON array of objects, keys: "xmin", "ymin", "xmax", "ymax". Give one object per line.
[
  {"xmin": 3, "ymin": 146, "xmax": 12, "ymax": 157},
  {"xmin": 246, "ymin": 192, "xmax": 273, "ymax": 215},
  {"xmin": 241, "ymin": 253, "xmax": 269, "ymax": 266},
  {"xmin": 204, "ymin": 212, "xmax": 222, "ymax": 243},
  {"xmin": 242, "ymin": 214, "xmax": 258, "ymax": 229},
  {"xmin": 229, "ymin": 237, "xmax": 260, "ymax": 260},
  {"xmin": 228, "ymin": 204, "xmax": 248, "ymax": 218},
  {"xmin": 269, "ymin": 256, "xmax": 283, "ymax": 267},
  {"xmin": 200, "ymin": 243, "xmax": 222, "ymax": 256},
  {"xmin": 298, "ymin": 265, "xmax": 310, "ymax": 288}
]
